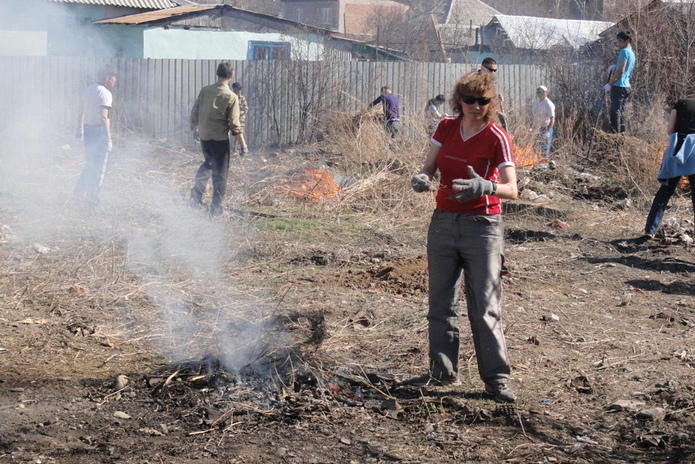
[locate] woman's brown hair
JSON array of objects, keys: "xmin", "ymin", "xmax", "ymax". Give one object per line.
[{"xmin": 450, "ymin": 71, "xmax": 499, "ymax": 124}]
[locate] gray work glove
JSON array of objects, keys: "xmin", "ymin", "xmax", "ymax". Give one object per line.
[
  {"xmin": 450, "ymin": 166, "xmax": 494, "ymax": 202},
  {"xmin": 411, "ymin": 173, "xmax": 432, "ymax": 193},
  {"xmin": 106, "ymin": 140, "xmax": 113, "ymax": 152},
  {"xmin": 193, "ymin": 128, "xmax": 200, "ymax": 143},
  {"xmin": 240, "ymin": 146, "xmax": 249, "ymax": 157},
  {"xmin": 75, "ymin": 128, "xmax": 83, "ymax": 141}
]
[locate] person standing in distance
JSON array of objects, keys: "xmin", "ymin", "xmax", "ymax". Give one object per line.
[
  {"xmin": 74, "ymin": 66, "xmax": 117, "ymax": 208},
  {"xmin": 479, "ymin": 57, "xmax": 507, "ymax": 130},
  {"xmin": 189, "ymin": 62, "xmax": 247, "ymax": 216},
  {"xmin": 532, "ymin": 85, "xmax": 555, "ymax": 158},
  {"xmin": 608, "ymin": 31, "xmax": 636, "ymax": 133},
  {"xmin": 231, "ymin": 82, "xmax": 249, "ymax": 157}
]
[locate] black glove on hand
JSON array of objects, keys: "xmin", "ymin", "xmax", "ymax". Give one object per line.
[
  {"xmin": 193, "ymin": 128, "xmax": 200, "ymax": 143},
  {"xmin": 450, "ymin": 166, "xmax": 494, "ymax": 202},
  {"xmin": 411, "ymin": 173, "xmax": 432, "ymax": 193}
]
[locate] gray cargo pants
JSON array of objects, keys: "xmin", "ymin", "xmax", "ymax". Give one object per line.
[{"xmin": 426, "ymin": 209, "xmax": 511, "ymax": 383}]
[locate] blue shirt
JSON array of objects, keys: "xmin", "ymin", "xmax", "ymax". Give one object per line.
[
  {"xmin": 614, "ymin": 45, "xmax": 635, "ymax": 88},
  {"xmin": 370, "ymin": 93, "xmax": 400, "ymax": 122}
]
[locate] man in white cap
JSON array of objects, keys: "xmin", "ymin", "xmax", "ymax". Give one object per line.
[{"xmin": 532, "ymin": 85, "xmax": 555, "ymax": 158}]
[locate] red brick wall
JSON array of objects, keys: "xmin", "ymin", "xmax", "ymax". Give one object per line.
[{"xmin": 344, "ymin": 2, "xmax": 407, "ymax": 37}]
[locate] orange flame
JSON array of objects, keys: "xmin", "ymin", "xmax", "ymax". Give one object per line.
[
  {"xmin": 514, "ymin": 142, "xmax": 547, "ymax": 169},
  {"xmin": 278, "ymin": 168, "xmax": 341, "ymax": 203}
]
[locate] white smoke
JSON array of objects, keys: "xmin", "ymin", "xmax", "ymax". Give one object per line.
[{"xmin": 0, "ymin": 1, "xmax": 287, "ymax": 374}]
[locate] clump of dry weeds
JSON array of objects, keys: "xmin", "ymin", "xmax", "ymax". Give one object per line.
[{"xmin": 312, "ymin": 107, "xmax": 435, "ymax": 229}]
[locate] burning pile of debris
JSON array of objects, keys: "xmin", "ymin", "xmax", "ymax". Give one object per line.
[{"xmin": 275, "ymin": 168, "xmax": 342, "ymax": 203}]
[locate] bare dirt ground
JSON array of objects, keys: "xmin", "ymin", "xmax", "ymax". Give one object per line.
[{"xmin": 0, "ymin": 136, "xmax": 694, "ymax": 464}]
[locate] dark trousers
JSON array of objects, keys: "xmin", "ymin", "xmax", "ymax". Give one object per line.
[
  {"xmin": 644, "ymin": 175, "xmax": 695, "ymax": 235},
  {"xmin": 74, "ymin": 125, "xmax": 109, "ymax": 207},
  {"xmin": 610, "ymin": 86, "xmax": 631, "ymax": 133},
  {"xmin": 191, "ymin": 139, "xmax": 230, "ymax": 208}
]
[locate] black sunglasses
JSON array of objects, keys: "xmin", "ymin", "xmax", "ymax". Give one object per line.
[
  {"xmin": 483, "ymin": 66, "xmax": 497, "ymax": 73},
  {"xmin": 461, "ymin": 95, "xmax": 492, "ymax": 106}
]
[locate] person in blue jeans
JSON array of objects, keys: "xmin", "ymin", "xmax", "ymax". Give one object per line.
[
  {"xmin": 644, "ymin": 98, "xmax": 695, "ymax": 237},
  {"xmin": 532, "ymin": 86, "xmax": 555, "ymax": 158},
  {"xmin": 74, "ymin": 66, "xmax": 117, "ymax": 208}
]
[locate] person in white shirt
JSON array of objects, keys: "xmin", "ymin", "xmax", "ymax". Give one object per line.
[
  {"xmin": 74, "ymin": 66, "xmax": 116, "ymax": 208},
  {"xmin": 425, "ymin": 94, "xmax": 446, "ymax": 133},
  {"xmin": 532, "ymin": 85, "xmax": 555, "ymax": 158}
]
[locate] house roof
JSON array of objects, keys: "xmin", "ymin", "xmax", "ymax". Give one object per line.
[
  {"xmin": 94, "ymin": 5, "xmax": 217, "ymax": 24},
  {"xmin": 422, "ymin": 0, "xmax": 499, "ymax": 48},
  {"xmin": 446, "ymin": 0, "xmax": 499, "ymax": 26},
  {"xmin": 48, "ymin": 0, "xmax": 179, "ymax": 8},
  {"xmin": 491, "ymin": 14, "xmax": 613, "ymax": 50},
  {"xmin": 94, "ymin": 4, "xmax": 341, "ymax": 34},
  {"xmin": 94, "ymin": 4, "xmax": 407, "ymax": 60}
]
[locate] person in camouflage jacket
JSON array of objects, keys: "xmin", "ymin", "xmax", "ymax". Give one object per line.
[{"xmin": 232, "ymin": 82, "xmax": 248, "ymax": 130}]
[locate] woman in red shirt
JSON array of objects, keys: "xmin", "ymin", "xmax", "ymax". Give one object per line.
[{"xmin": 410, "ymin": 71, "xmax": 518, "ymax": 403}]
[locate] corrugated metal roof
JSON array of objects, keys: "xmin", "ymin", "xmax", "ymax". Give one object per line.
[
  {"xmin": 94, "ymin": 5, "xmax": 216, "ymax": 24},
  {"xmin": 432, "ymin": 0, "xmax": 500, "ymax": 47},
  {"xmin": 94, "ymin": 4, "xmax": 340, "ymax": 35},
  {"xmin": 492, "ymin": 14, "xmax": 613, "ymax": 50},
  {"xmin": 438, "ymin": 23, "xmax": 481, "ymax": 47},
  {"xmin": 49, "ymin": 0, "xmax": 178, "ymax": 9},
  {"xmin": 446, "ymin": 0, "xmax": 499, "ymax": 26}
]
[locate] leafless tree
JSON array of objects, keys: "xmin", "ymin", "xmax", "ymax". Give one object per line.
[
  {"xmin": 596, "ymin": 1, "xmax": 695, "ymax": 102},
  {"xmin": 364, "ymin": 6, "xmax": 434, "ymax": 61},
  {"xmin": 485, "ymin": 0, "xmax": 619, "ymax": 19}
]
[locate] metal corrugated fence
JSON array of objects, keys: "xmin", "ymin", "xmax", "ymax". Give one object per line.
[{"xmin": 0, "ymin": 57, "xmax": 547, "ymax": 148}]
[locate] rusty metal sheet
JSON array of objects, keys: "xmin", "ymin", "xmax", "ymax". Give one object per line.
[
  {"xmin": 48, "ymin": 0, "xmax": 179, "ymax": 9},
  {"xmin": 93, "ymin": 5, "xmax": 217, "ymax": 24}
]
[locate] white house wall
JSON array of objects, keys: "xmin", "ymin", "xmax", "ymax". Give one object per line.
[
  {"xmin": 0, "ymin": 31, "xmax": 48, "ymax": 56},
  {"xmin": 142, "ymin": 29, "xmax": 325, "ymax": 60}
]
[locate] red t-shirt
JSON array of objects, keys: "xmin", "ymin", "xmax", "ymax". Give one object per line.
[{"xmin": 432, "ymin": 117, "xmax": 515, "ymax": 215}]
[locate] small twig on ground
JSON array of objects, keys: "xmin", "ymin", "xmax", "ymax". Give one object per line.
[
  {"xmin": 507, "ymin": 443, "xmax": 563, "ymax": 457},
  {"xmin": 594, "ymin": 352, "xmax": 647, "ymax": 370},
  {"xmin": 101, "ymin": 386, "xmax": 129, "ymax": 403},
  {"xmin": 99, "ymin": 353, "xmax": 123, "ymax": 368},
  {"xmin": 355, "ymin": 365, "xmax": 395, "ymax": 399},
  {"xmin": 419, "ymin": 388, "xmax": 433, "ymax": 423},
  {"xmin": 516, "ymin": 409, "xmax": 528, "ymax": 439},
  {"xmin": 163, "ymin": 369, "xmax": 180, "ymax": 388}
]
